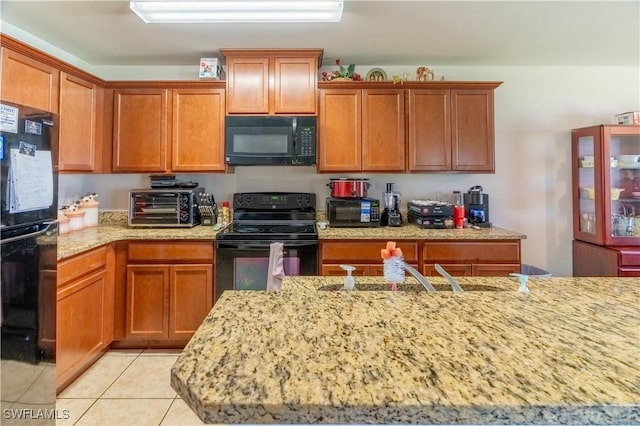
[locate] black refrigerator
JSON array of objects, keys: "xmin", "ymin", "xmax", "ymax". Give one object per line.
[{"xmin": 1, "ymin": 101, "xmax": 58, "ymax": 424}]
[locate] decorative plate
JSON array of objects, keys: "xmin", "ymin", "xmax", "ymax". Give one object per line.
[{"xmin": 366, "ymin": 68, "xmax": 387, "ymax": 82}]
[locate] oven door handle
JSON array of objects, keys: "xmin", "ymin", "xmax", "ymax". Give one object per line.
[
  {"xmin": 0, "ymin": 221, "xmax": 57, "ymax": 245},
  {"xmin": 216, "ymin": 240, "xmax": 317, "ymax": 250}
]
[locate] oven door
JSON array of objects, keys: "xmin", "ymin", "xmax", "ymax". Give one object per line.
[
  {"xmin": 215, "ymin": 240, "xmax": 318, "ymax": 302},
  {"xmin": 225, "ymin": 116, "xmax": 294, "ymax": 165}
]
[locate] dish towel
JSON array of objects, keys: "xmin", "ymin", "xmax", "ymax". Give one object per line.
[{"xmin": 266, "ymin": 241, "xmax": 285, "ymax": 292}]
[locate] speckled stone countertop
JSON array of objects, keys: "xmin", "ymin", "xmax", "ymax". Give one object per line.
[
  {"xmin": 317, "ymin": 224, "xmax": 525, "ymax": 240},
  {"xmin": 57, "ymin": 211, "xmax": 525, "ymax": 260},
  {"xmin": 171, "ymin": 276, "xmax": 639, "ymax": 425}
]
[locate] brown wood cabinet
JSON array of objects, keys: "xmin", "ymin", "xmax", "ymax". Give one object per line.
[
  {"xmin": 70, "ymin": 84, "xmax": 227, "ymax": 173},
  {"xmin": 112, "ymin": 88, "xmax": 169, "ymax": 172},
  {"xmin": 572, "ymin": 125, "xmax": 640, "ymax": 276},
  {"xmin": 221, "ymin": 49, "xmax": 323, "ymax": 115},
  {"xmin": 111, "ymin": 84, "xmax": 226, "ymax": 173},
  {"xmin": 124, "ymin": 242, "xmax": 214, "ymax": 342},
  {"xmin": 422, "ymin": 241, "xmax": 520, "ymax": 276},
  {"xmin": 0, "ymin": 46, "xmax": 60, "ymax": 113},
  {"xmin": 58, "ymin": 72, "xmax": 104, "ymax": 172},
  {"xmin": 172, "ymin": 88, "xmax": 226, "ymax": 172},
  {"xmin": 57, "ymin": 245, "xmax": 114, "ymax": 392},
  {"xmin": 408, "ymin": 86, "xmax": 497, "ymax": 172},
  {"xmin": 320, "ymin": 240, "xmax": 419, "ymax": 276},
  {"xmin": 318, "ymin": 88, "xmax": 405, "ymax": 172}
]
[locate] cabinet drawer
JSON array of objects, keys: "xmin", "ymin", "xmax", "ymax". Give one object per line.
[
  {"xmin": 618, "ymin": 249, "xmax": 640, "ymax": 266},
  {"xmin": 128, "ymin": 241, "xmax": 213, "ymax": 262},
  {"xmin": 321, "ymin": 241, "xmax": 418, "ymax": 263},
  {"xmin": 58, "ymin": 246, "xmax": 107, "ymax": 286},
  {"xmin": 423, "ymin": 241, "xmax": 520, "ymax": 263}
]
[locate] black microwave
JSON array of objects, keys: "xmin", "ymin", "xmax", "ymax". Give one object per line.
[
  {"xmin": 326, "ymin": 197, "xmax": 381, "ymax": 227},
  {"xmin": 225, "ymin": 116, "xmax": 316, "ymax": 166}
]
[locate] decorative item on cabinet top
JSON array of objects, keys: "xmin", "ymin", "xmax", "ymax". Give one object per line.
[{"xmin": 321, "ymin": 59, "xmax": 361, "ymax": 81}]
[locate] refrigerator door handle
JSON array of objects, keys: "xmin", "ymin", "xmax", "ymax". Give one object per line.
[{"xmin": 0, "ymin": 221, "xmax": 57, "ymax": 245}]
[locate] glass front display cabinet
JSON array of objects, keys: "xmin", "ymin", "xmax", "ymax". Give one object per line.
[{"xmin": 572, "ymin": 125, "xmax": 640, "ymax": 246}]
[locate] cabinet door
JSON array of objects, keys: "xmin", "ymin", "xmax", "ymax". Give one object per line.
[
  {"xmin": 408, "ymin": 89, "xmax": 451, "ymax": 171},
  {"xmin": 57, "ymin": 269, "xmax": 108, "ymax": 386},
  {"xmin": 226, "ymin": 56, "xmax": 270, "ymax": 114},
  {"xmin": 273, "ymin": 57, "xmax": 317, "ymax": 114},
  {"xmin": 362, "ymin": 89, "xmax": 405, "ymax": 171},
  {"xmin": 1, "ymin": 47, "xmax": 59, "ymax": 112},
  {"xmin": 58, "ymin": 72, "xmax": 99, "ymax": 171},
  {"xmin": 472, "ymin": 264, "xmax": 520, "ymax": 276},
  {"xmin": 113, "ymin": 89, "xmax": 168, "ymax": 172},
  {"xmin": 422, "ymin": 264, "xmax": 472, "ymax": 277},
  {"xmin": 126, "ymin": 265, "xmax": 170, "ymax": 339},
  {"xmin": 317, "ymin": 89, "xmax": 361, "ymax": 171},
  {"xmin": 321, "ymin": 264, "xmax": 371, "ymax": 276},
  {"xmin": 172, "ymin": 88, "xmax": 226, "ymax": 172},
  {"xmin": 451, "ymin": 89, "xmax": 495, "ymax": 172},
  {"xmin": 169, "ymin": 265, "xmax": 213, "ymax": 338}
]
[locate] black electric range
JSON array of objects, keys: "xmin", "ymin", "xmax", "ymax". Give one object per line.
[{"xmin": 215, "ymin": 192, "xmax": 318, "ymax": 241}]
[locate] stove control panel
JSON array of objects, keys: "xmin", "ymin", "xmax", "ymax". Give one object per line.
[{"xmin": 234, "ymin": 192, "xmax": 316, "ymax": 210}]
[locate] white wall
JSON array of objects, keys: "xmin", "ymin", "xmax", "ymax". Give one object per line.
[{"xmin": 7, "ymin": 24, "xmax": 637, "ymax": 277}]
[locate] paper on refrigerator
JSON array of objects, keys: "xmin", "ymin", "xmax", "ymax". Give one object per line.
[{"xmin": 6, "ymin": 147, "xmax": 54, "ymax": 213}]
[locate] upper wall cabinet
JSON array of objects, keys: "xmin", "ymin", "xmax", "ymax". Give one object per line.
[
  {"xmin": 0, "ymin": 46, "xmax": 60, "ymax": 113},
  {"xmin": 317, "ymin": 81, "xmax": 501, "ymax": 173},
  {"xmin": 111, "ymin": 83, "xmax": 227, "ymax": 173},
  {"xmin": 221, "ymin": 49, "xmax": 323, "ymax": 115},
  {"xmin": 408, "ymin": 83, "xmax": 501, "ymax": 173},
  {"xmin": 58, "ymin": 72, "xmax": 104, "ymax": 172},
  {"xmin": 318, "ymin": 87, "xmax": 405, "ymax": 172}
]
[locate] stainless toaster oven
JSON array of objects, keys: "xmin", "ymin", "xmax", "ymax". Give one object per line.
[{"xmin": 128, "ymin": 188, "xmax": 203, "ymax": 227}]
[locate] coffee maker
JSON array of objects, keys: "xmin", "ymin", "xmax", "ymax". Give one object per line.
[
  {"xmin": 381, "ymin": 183, "xmax": 402, "ymax": 227},
  {"xmin": 463, "ymin": 185, "xmax": 491, "ymax": 228}
]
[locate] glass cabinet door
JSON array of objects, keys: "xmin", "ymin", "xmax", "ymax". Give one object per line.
[
  {"xmin": 605, "ymin": 128, "xmax": 640, "ymax": 245},
  {"xmin": 575, "ymin": 129, "xmax": 600, "ymax": 243}
]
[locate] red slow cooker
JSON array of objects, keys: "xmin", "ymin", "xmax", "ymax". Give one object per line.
[{"xmin": 327, "ymin": 178, "xmax": 370, "ymax": 198}]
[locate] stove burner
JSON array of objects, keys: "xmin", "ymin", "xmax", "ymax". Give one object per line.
[
  {"xmin": 269, "ymin": 224, "xmax": 311, "ymax": 234},
  {"xmin": 235, "ymin": 226, "xmax": 265, "ymax": 233}
]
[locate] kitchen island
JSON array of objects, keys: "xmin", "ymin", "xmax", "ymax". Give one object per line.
[{"xmin": 171, "ymin": 275, "xmax": 639, "ymax": 424}]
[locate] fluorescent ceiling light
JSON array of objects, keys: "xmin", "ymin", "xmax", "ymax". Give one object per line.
[{"xmin": 130, "ymin": 1, "xmax": 344, "ymax": 23}]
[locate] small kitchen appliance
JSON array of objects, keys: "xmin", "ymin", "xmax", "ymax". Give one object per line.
[
  {"xmin": 464, "ymin": 185, "xmax": 491, "ymax": 228},
  {"xmin": 326, "ymin": 197, "xmax": 381, "ymax": 227},
  {"xmin": 215, "ymin": 192, "xmax": 318, "ymax": 301},
  {"xmin": 327, "ymin": 178, "xmax": 370, "ymax": 198},
  {"xmin": 407, "ymin": 200, "xmax": 455, "ymax": 229},
  {"xmin": 380, "ymin": 182, "xmax": 402, "ymax": 227},
  {"xmin": 128, "ymin": 188, "xmax": 203, "ymax": 227}
]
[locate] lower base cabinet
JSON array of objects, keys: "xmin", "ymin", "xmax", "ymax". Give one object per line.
[
  {"xmin": 126, "ymin": 264, "xmax": 213, "ymax": 339},
  {"xmin": 56, "ymin": 245, "xmax": 114, "ymax": 392},
  {"xmin": 573, "ymin": 240, "xmax": 640, "ymax": 277},
  {"xmin": 422, "ymin": 241, "xmax": 521, "ymax": 276},
  {"xmin": 122, "ymin": 241, "xmax": 214, "ymax": 344},
  {"xmin": 320, "ymin": 240, "xmax": 419, "ymax": 276},
  {"xmin": 320, "ymin": 240, "xmax": 521, "ymax": 278}
]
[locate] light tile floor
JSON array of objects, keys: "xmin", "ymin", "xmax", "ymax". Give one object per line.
[{"xmin": 56, "ymin": 349, "xmax": 205, "ymax": 426}]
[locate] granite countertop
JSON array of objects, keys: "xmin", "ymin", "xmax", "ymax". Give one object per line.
[
  {"xmin": 317, "ymin": 224, "xmax": 526, "ymax": 240},
  {"xmin": 57, "ymin": 212, "xmax": 525, "ymax": 260},
  {"xmin": 171, "ymin": 276, "xmax": 640, "ymax": 425}
]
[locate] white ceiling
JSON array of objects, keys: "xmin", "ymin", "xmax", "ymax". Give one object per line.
[{"xmin": 1, "ymin": 0, "xmax": 639, "ymax": 67}]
